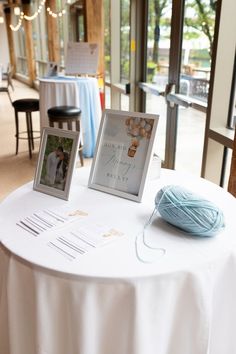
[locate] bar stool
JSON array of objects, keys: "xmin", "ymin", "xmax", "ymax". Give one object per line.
[
  {"xmin": 12, "ymin": 98, "xmax": 40, "ymax": 159},
  {"xmin": 47, "ymin": 105, "xmax": 84, "ymax": 166}
]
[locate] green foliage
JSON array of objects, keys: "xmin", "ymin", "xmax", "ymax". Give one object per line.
[
  {"xmin": 121, "ymin": 59, "xmax": 130, "ymax": 82},
  {"xmin": 184, "ymin": 0, "xmax": 216, "ymax": 54},
  {"xmin": 190, "ymin": 49, "xmax": 211, "ymax": 61},
  {"xmin": 45, "ymin": 135, "xmax": 73, "ymax": 156},
  {"xmin": 120, "ymin": 0, "xmax": 131, "ymax": 81},
  {"xmin": 104, "ymin": 0, "xmax": 111, "ymax": 76},
  {"xmin": 147, "ymin": 61, "xmax": 157, "ymax": 82},
  {"xmin": 103, "ymin": 0, "xmax": 215, "ymax": 82},
  {"xmin": 105, "ymin": 55, "xmax": 111, "ymax": 75}
]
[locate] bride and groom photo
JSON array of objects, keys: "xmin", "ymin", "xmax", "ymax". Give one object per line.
[
  {"xmin": 34, "ymin": 128, "xmax": 80, "ymax": 200},
  {"xmin": 39, "ymin": 134, "xmax": 74, "ymax": 192}
]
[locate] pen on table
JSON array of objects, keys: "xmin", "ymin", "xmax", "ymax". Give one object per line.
[
  {"xmin": 33, "ymin": 213, "xmax": 54, "ymax": 227},
  {"xmin": 45, "ymin": 209, "xmax": 67, "ymax": 221},
  {"xmin": 48, "ymin": 241, "xmax": 76, "ymax": 259},
  {"xmin": 57, "ymin": 236, "xmax": 85, "ymax": 254},
  {"xmin": 28, "ymin": 215, "xmax": 49, "ymax": 230},
  {"xmin": 25, "ymin": 217, "xmax": 46, "ymax": 232},
  {"xmin": 16, "ymin": 223, "xmax": 38, "ymax": 236},
  {"xmin": 70, "ymin": 232, "xmax": 96, "ymax": 247},
  {"xmin": 43, "ymin": 210, "xmax": 66, "ymax": 222},
  {"xmin": 19, "ymin": 220, "xmax": 40, "ymax": 235}
]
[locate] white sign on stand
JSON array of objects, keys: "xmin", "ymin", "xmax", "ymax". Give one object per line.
[{"xmin": 65, "ymin": 42, "xmax": 99, "ymax": 76}]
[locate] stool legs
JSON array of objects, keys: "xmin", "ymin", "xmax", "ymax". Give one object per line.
[
  {"xmin": 26, "ymin": 112, "xmax": 32, "ymax": 159},
  {"xmin": 28, "ymin": 113, "xmax": 34, "ymax": 151},
  {"xmin": 75, "ymin": 119, "xmax": 84, "ymax": 167},
  {"xmin": 14, "ymin": 109, "xmax": 37, "ymax": 159},
  {"xmin": 14, "ymin": 110, "xmax": 19, "ymax": 155},
  {"xmin": 79, "ymin": 144, "xmax": 84, "ymax": 167}
]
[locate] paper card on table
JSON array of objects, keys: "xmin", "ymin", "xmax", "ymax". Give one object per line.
[
  {"xmin": 16, "ymin": 206, "xmax": 89, "ymax": 237},
  {"xmin": 16, "ymin": 206, "xmax": 125, "ymax": 262},
  {"xmin": 47, "ymin": 218, "xmax": 125, "ymax": 261}
]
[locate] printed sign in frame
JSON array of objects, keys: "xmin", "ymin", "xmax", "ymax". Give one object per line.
[
  {"xmin": 88, "ymin": 109, "xmax": 159, "ymax": 202},
  {"xmin": 65, "ymin": 42, "xmax": 99, "ymax": 76}
]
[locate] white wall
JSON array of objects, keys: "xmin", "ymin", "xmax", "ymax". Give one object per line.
[{"xmin": 0, "ymin": 13, "xmax": 10, "ymax": 72}]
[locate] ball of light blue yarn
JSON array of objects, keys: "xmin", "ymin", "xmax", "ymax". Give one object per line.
[{"xmin": 155, "ymin": 185, "xmax": 225, "ymax": 237}]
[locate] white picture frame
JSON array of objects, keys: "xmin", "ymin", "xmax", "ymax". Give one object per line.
[
  {"xmin": 88, "ymin": 109, "xmax": 159, "ymax": 202},
  {"xmin": 46, "ymin": 61, "xmax": 59, "ymax": 77},
  {"xmin": 33, "ymin": 128, "xmax": 80, "ymax": 200}
]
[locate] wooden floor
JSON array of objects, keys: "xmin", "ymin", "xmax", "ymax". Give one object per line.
[{"xmin": 0, "ymin": 80, "xmax": 41, "ymax": 201}]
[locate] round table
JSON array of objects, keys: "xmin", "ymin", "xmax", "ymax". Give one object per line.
[{"xmin": 1, "ymin": 167, "xmax": 236, "ymax": 354}]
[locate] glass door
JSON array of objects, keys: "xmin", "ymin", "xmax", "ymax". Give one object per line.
[
  {"xmin": 141, "ymin": 0, "xmax": 217, "ymax": 175},
  {"xmin": 142, "ymin": 0, "xmax": 172, "ymax": 164},
  {"xmin": 104, "ymin": 0, "xmax": 131, "ymax": 111}
]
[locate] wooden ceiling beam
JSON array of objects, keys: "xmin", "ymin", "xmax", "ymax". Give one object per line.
[
  {"xmin": 85, "ymin": 0, "xmax": 104, "ymax": 78},
  {"xmin": 46, "ymin": 0, "xmax": 60, "ymax": 63},
  {"xmin": 22, "ymin": 0, "xmax": 36, "ymax": 86}
]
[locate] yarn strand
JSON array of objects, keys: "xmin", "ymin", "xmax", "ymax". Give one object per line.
[{"xmin": 135, "ymin": 207, "xmax": 166, "ymax": 263}]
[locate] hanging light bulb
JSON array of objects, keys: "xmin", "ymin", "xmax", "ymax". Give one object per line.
[
  {"xmin": 14, "ymin": 7, "xmax": 21, "ymax": 16},
  {"xmin": 0, "ymin": 16, "xmax": 4, "ymax": 24}
]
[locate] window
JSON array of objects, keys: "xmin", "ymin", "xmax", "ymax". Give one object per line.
[
  {"xmin": 13, "ymin": 14, "xmax": 27, "ymax": 76},
  {"xmin": 32, "ymin": 0, "xmax": 48, "ymax": 78}
]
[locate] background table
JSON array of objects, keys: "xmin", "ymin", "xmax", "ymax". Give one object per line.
[
  {"xmin": 39, "ymin": 76, "xmax": 102, "ymax": 157},
  {"xmin": 1, "ymin": 168, "xmax": 236, "ymax": 354}
]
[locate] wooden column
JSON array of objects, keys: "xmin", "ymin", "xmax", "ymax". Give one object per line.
[
  {"xmin": 85, "ymin": 0, "xmax": 104, "ymax": 80},
  {"xmin": 228, "ymin": 130, "xmax": 236, "ymax": 197},
  {"xmin": 4, "ymin": 7, "xmax": 16, "ymax": 73},
  {"xmin": 46, "ymin": 0, "xmax": 60, "ymax": 63},
  {"xmin": 22, "ymin": 0, "xmax": 36, "ymax": 86}
]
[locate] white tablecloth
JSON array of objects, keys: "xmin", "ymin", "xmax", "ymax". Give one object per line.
[
  {"xmin": 39, "ymin": 76, "xmax": 102, "ymax": 157},
  {"xmin": 0, "ymin": 168, "xmax": 236, "ymax": 354}
]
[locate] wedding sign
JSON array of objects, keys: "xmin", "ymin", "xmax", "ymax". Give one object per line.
[
  {"xmin": 88, "ymin": 110, "xmax": 159, "ymax": 202},
  {"xmin": 65, "ymin": 42, "xmax": 99, "ymax": 75}
]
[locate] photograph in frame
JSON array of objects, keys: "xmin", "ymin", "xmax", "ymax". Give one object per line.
[
  {"xmin": 34, "ymin": 127, "xmax": 80, "ymax": 200},
  {"xmin": 88, "ymin": 109, "xmax": 159, "ymax": 202},
  {"xmin": 46, "ymin": 61, "xmax": 59, "ymax": 77}
]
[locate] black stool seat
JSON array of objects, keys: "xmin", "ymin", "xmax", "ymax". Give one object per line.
[
  {"xmin": 13, "ymin": 98, "xmax": 40, "ymax": 159},
  {"xmin": 48, "ymin": 106, "xmax": 81, "ymax": 118},
  {"xmin": 12, "ymin": 98, "xmax": 39, "ymax": 112}
]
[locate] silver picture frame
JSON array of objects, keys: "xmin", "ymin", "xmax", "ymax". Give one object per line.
[
  {"xmin": 88, "ymin": 109, "xmax": 159, "ymax": 202},
  {"xmin": 33, "ymin": 127, "xmax": 80, "ymax": 200}
]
